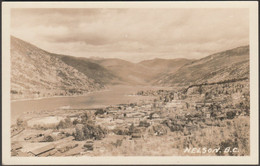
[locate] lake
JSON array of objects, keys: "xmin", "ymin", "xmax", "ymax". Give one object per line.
[{"xmin": 11, "ymin": 85, "xmax": 169, "ymax": 124}]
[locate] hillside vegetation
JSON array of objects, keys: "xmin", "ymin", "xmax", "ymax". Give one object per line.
[
  {"xmin": 155, "ymin": 46, "xmax": 249, "ymax": 86},
  {"xmin": 11, "ymin": 36, "xmax": 110, "ymax": 99}
]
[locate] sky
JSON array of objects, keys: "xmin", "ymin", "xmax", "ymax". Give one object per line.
[{"xmin": 11, "ymin": 8, "xmax": 249, "ymax": 62}]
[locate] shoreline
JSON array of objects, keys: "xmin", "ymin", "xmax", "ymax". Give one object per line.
[
  {"xmin": 10, "ymin": 85, "xmax": 172, "ymax": 103},
  {"xmin": 11, "ymin": 88, "xmax": 111, "ymax": 103}
]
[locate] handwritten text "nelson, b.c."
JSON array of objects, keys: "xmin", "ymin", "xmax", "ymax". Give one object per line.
[{"xmin": 184, "ymin": 147, "xmax": 239, "ymax": 154}]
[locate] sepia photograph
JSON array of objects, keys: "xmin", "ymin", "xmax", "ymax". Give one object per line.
[{"xmin": 1, "ymin": 1, "xmax": 259, "ymax": 165}]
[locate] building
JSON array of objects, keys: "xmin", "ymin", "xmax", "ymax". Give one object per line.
[
  {"xmin": 151, "ymin": 113, "xmax": 160, "ymax": 119},
  {"xmin": 28, "ymin": 144, "xmax": 55, "ymax": 156},
  {"xmin": 11, "ymin": 143, "xmax": 23, "ymax": 151},
  {"xmin": 165, "ymin": 100, "xmax": 187, "ymax": 109}
]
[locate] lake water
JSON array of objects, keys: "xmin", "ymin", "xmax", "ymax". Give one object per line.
[{"xmin": 11, "ymin": 85, "xmax": 167, "ymax": 124}]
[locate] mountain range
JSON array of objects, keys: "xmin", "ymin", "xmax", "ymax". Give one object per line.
[
  {"xmin": 156, "ymin": 45, "xmax": 249, "ymax": 86},
  {"xmin": 10, "ymin": 36, "xmax": 249, "ymax": 99}
]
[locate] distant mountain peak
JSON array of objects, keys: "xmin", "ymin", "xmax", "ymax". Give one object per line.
[{"xmin": 89, "ymin": 56, "xmax": 105, "ymax": 60}]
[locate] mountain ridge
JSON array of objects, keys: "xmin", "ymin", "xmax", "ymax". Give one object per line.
[
  {"xmin": 155, "ymin": 45, "xmax": 249, "ymax": 86},
  {"xmin": 10, "ymin": 36, "xmax": 249, "ymax": 99},
  {"xmin": 10, "ymin": 36, "xmax": 112, "ymax": 99}
]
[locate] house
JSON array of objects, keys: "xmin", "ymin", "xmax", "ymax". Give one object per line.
[
  {"xmin": 131, "ymin": 133, "xmax": 142, "ymax": 139},
  {"xmin": 205, "ymin": 113, "xmax": 211, "ymax": 119},
  {"xmin": 115, "ymin": 119, "xmax": 124, "ymax": 124},
  {"xmin": 63, "ymin": 146, "xmax": 83, "ymax": 156},
  {"xmin": 195, "ymin": 103, "xmax": 204, "ymax": 109},
  {"xmin": 11, "ymin": 150, "xmax": 18, "ymax": 156},
  {"xmin": 38, "ymin": 148, "xmax": 57, "ymax": 157},
  {"xmin": 16, "ymin": 151, "xmax": 30, "ymax": 157},
  {"xmin": 186, "ymin": 125, "xmax": 198, "ymax": 132},
  {"xmin": 216, "ymin": 115, "xmax": 225, "ymax": 121},
  {"xmin": 201, "ymin": 107, "xmax": 208, "ymax": 112},
  {"xmin": 153, "ymin": 118, "xmax": 164, "ymax": 124},
  {"xmin": 11, "ymin": 143, "xmax": 23, "ymax": 151},
  {"xmin": 204, "ymin": 102, "xmax": 212, "ymax": 107},
  {"xmin": 84, "ymin": 140, "xmax": 94, "ymax": 151},
  {"xmin": 11, "ymin": 128, "xmax": 24, "ymax": 138},
  {"xmin": 165, "ymin": 100, "xmax": 186, "ymax": 109},
  {"xmin": 24, "ymin": 134, "xmax": 36, "ymax": 141},
  {"xmin": 151, "ymin": 113, "xmax": 160, "ymax": 119},
  {"xmin": 108, "ymin": 110, "xmax": 118, "ymax": 115},
  {"xmin": 28, "ymin": 144, "xmax": 55, "ymax": 156},
  {"xmin": 205, "ymin": 119, "xmax": 213, "ymax": 126}
]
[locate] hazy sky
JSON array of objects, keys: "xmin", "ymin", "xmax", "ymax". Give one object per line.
[{"xmin": 11, "ymin": 8, "xmax": 249, "ymax": 62}]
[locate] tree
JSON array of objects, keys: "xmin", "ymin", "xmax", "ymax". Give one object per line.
[
  {"xmin": 128, "ymin": 123, "xmax": 135, "ymax": 135},
  {"xmin": 57, "ymin": 117, "xmax": 72, "ymax": 129},
  {"xmin": 74, "ymin": 126, "xmax": 84, "ymax": 141},
  {"xmin": 83, "ymin": 124, "xmax": 106, "ymax": 140},
  {"xmin": 74, "ymin": 123, "xmax": 106, "ymax": 141},
  {"xmin": 198, "ymin": 86, "xmax": 203, "ymax": 94},
  {"xmin": 95, "ymin": 109, "xmax": 106, "ymax": 116},
  {"xmin": 81, "ymin": 113, "xmax": 89, "ymax": 123},
  {"xmin": 16, "ymin": 118, "xmax": 27, "ymax": 128},
  {"xmin": 72, "ymin": 119, "xmax": 80, "ymax": 125},
  {"xmin": 226, "ymin": 111, "xmax": 236, "ymax": 119},
  {"xmin": 139, "ymin": 120, "xmax": 150, "ymax": 127},
  {"xmin": 43, "ymin": 135, "xmax": 54, "ymax": 142},
  {"xmin": 210, "ymin": 111, "xmax": 217, "ymax": 118},
  {"xmin": 216, "ymin": 139, "xmax": 238, "ymax": 156}
]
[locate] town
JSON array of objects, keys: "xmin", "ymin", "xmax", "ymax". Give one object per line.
[{"xmin": 11, "ymin": 78, "xmax": 250, "ymax": 156}]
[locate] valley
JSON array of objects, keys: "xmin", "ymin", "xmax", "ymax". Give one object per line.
[{"xmin": 10, "ymin": 36, "xmax": 250, "ymax": 157}]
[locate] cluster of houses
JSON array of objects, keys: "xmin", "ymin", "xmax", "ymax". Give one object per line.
[
  {"xmin": 132, "ymin": 80, "xmax": 249, "ymax": 135},
  {"xmin": 92, "ymin": 84, "xmax": 247, "ymax": 138},
  {"xmin": 11, "ymin": 133, "xmax": 95, "ymax": 157}
]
